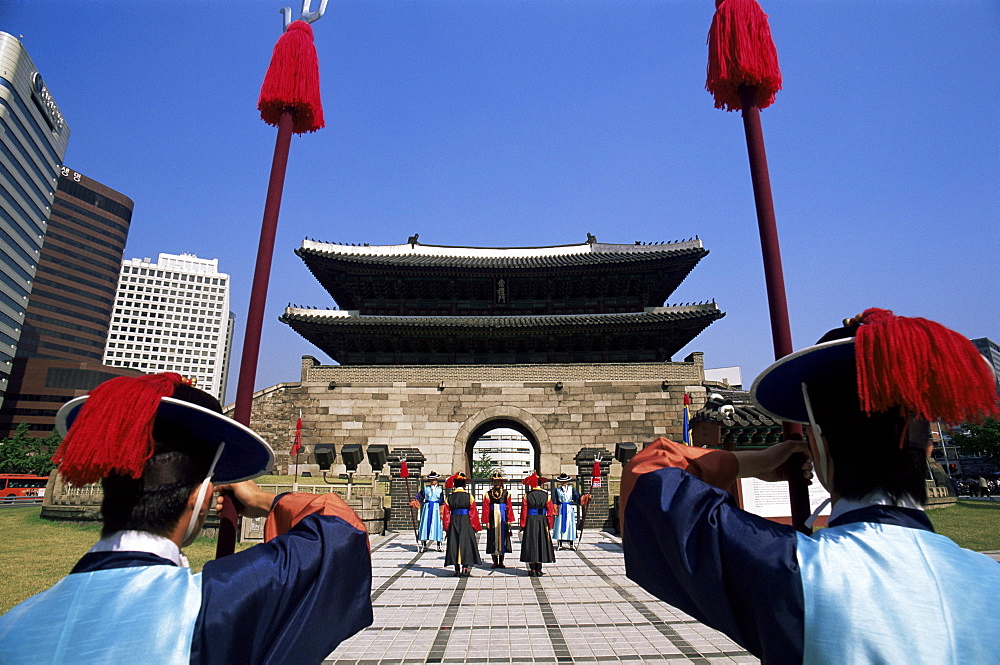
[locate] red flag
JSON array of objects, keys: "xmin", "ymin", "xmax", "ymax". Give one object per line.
[
  {"xmin": 400, "ymin": 459, "xmax": 409, "ymax": 479},
  {"xmin": 591, "ymin": 460, "xmax": 601, "ymax": 488},
  {"xmin": 290, "ymin": 416, "xmax": 302, "ymax": 457}
]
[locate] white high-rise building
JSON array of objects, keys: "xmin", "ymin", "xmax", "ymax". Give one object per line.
[
  {"xmin": 472, "ymin": 427, "xmax": 534, "ymax": 480},
  {"xmin": 103, "ymin": 253, "xmax": 234, "ymax": 400}
]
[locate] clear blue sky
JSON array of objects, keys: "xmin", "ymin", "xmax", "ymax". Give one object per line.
[{"xmin": 6, "ymin": 1, "xmax": 998, "ymax": 404}]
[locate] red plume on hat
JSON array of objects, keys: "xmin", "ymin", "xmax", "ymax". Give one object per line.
[
  {"xmin": 706, "ymin": 0, "xmax": 782, "ymax": 112},
  {"xmin": 852, "ymin": 308, "xmax": 998, "ymax": 425},
  {"xmin": 52, "ymin": 373, "xmax": 185, "ymax": 486},
  {"xmin": 522, "ymin": 471, "xmax": 544, "ymax": 489},
  {"xmin": 258, "ymin": 20, "xmax": 325, "ymax": 134},
  {"xmin": 445, "ymin": 472, "xmax": 465, "ymax": 489}
]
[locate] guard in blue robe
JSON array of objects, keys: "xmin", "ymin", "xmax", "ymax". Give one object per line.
[
  {"xmin": 622, "ymin": 310, "xmax": 1000, "ymax": 664},
  {"xmin": 551, "ymin": 473, "xmax": 582, "ymax": 549},
  {"xmin": 0, "ymin": 373, "xmax": 374, "ymax": 665},
  {"xmin": 0, "ymin": 495, "xmax": 373, "ymax": 665},
  {"xmin": 414, "ymin": 472, "xmax": 445, "ymax": 551}
]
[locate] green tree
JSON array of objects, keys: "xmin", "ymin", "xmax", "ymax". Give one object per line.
[
  {"xmin": 0, "ymin": 423, "xmax": 60, "ymax": 475},
  {"xmin": 951, "ymin": 418, "xmax": 1000, "ymax": 466},
  {"xmin": 471, "ymin": 452, "xmax": 496, "ymax": 479}
]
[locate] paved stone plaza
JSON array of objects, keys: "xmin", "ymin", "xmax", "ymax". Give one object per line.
[{"xmin": 324, "ymin": 531, "xmax": 758, "ymax": 664}]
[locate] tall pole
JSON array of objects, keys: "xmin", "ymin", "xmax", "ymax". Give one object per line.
[
  {"xmin": 233, "ymin": 108, "xmax": 294, "ymax": 427},
  {"xmin": 739, "ymin": 86, "xmax": 810, "ymax": 533},
  {"xmin": 216, "ymin": 108, "xmax": 295, "ymax": 558}
]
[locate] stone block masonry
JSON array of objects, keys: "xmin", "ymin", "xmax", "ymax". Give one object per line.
[{"xmin": 228, "ymin": 354, "xmax": 707, "ymax": 486}]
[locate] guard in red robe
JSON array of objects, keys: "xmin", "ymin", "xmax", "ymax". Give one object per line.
[
  {"xmin": 481, "ymin": 471, "xmax": 514, "ymax": 568},
  {"xmin": 519, "ymin": 472, "xmax": 555, "ymax": 576},
  {"xmin": 443, "ymin": 472, "xmax": 482, "ymax": 576}
]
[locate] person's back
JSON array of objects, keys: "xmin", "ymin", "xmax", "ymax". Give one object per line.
[
  {"xmin": 623, "ymin": 309, "xmax": 1000, "ymax": 663},
  {"xmin": 796, "ymin": 515, "xmax": 999, "ymax": 663},
  {"xmin": 0, "ymin": 373, "xmax": 373, "ymax": 665}
]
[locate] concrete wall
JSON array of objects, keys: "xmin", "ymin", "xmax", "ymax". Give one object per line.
[{"xmin": 229, "ymin": 354, "xmax": 707, "ymax": 479}]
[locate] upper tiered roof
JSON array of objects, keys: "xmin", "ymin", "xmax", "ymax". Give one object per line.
[
  {"xmin": 296, "ymin": 237, "xmax": 708, "ymax": 315},
  {"xmin": 284, "ymin": 236, "xmax": 722, "ymax": 365}
]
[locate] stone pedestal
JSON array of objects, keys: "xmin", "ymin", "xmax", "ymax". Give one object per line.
[
  {"xmin": 575, "ymin": 447, "xmax": 612, "ymax": 530},
  {"xmin": 388, "ymin": 448, "xmax": 426, "ymax": 532}
]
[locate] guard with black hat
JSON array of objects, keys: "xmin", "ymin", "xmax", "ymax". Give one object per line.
[
  {"xmin": 0, "ymin": 373, "xmax": 373, "ymax": 664},
  {"xmin": 620, "ymin": 309, "xmax": 1000, "ymax": 663},
  {"xmin": 411, "ymin": 471, "xmax": 445, "ymax": 552},
  {"xmin": 551, "ymin": 472, "xmax": 590, "ymax": 550},
  {"xmin": 481, "ymin": 470, "xmax": 514, "ymax": 568}
]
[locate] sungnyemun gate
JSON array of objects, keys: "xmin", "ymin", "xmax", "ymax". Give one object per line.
[{"xmin": 236, "ymin": 235, "xmax": 723, "ymax": 530}]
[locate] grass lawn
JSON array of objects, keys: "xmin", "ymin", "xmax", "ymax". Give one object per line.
[
  {"xmin": 0, "ymin": 507, "xmax": 252, "ymax": 614},
  {"xmin": 926, "ymin": 499, "xmax": 1000, "ymax": 552}
]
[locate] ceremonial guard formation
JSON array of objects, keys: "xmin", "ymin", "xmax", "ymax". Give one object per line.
[
  {"xmin": 412, "ymin": 471, "xmax": 444, "ymax": 552},
  {"xmin": 443, "ymin": 472, "xmax": 482, "ymax": 576},
  {"xmin": 622, "ymin": 309, "xmax": 1000, "ymax": 663},
  {"xmin": 481, "ymin": 471, "xmax": 515, "ymax": 568},
  {"xmin": 0, "ymin": 373, "xmax": 373, "ymax": 664},
  {"xmin": 519, "ymin": 472, "xmax": 556, "ymax": 576},
  {"xmin": 551, "ymin": 473, "xmax": 589, "ymax": 550}
]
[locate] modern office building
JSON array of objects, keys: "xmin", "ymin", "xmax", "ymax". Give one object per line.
[
  {"xmin": 103, "ymin": 253, "xmax": 234, "ymax": 400},
  {"xmin": 0, "ymin": 168, "xmax": 139, "ymax": 437},
  {"xmin": 19, "ymin": 168, "xmax": 133, "ymax": 360},
  {"xmin": 0, "ymin": 33, "xmax": 72, "ymax": 408}
]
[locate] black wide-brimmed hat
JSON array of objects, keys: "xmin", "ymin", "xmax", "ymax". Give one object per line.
[
  {"xmin": 556, "ymin": 473, "xmax": 572, "ymax": 482},
  {"xmin": 54, "ymin": 373, "xmax": 273, "ymax": 486},
  {"xmin": 425, "ymin": 471, "xmax": 441, "ymax": 481},
  {"xmin": 752, "ymin": 308, "xmax": 998, "ymax": 426},
  {"xmin": 490, "ymin": 470, "xmax": 505, "ymax": 480}
]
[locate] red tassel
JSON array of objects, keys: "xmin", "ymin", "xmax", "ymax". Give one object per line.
[
  {"xmin": 522, "ymin": 472, "xmax": 539, "ymax": 489},
  {"xmin": 854, "ymin": 309, "xmax": 999, "ymax": 425},
  {"xmin": 591, "ymin": 460, "xmax": 601, "ymax": 482},
  {"xmin": 400, "ymin": 459, "xmax": 409, "ymax": 479},
  {"xmin": 706, "ymin": 0, "xmax": 782, "ymax": 112},
  {"xmin": 52, "ymin": 373, "xmax": 184, "ymax": 486},
  {"xmin": 258, "ymin": 20, "xmax": 325, "ymax": 134}
]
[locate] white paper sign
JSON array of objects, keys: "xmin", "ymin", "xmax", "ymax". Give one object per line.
[{"xmin": 739, "ymin": 478, "xmax": 830, "ymax": 520}]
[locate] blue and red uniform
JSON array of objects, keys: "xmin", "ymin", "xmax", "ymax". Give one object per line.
[
  {"xmin": 622, "ymin": 438, "xmax": 1000, "ymax": 664},
  {"xmin": 0, "ymin": 493, "xmax": 373, "ymax": 665}
]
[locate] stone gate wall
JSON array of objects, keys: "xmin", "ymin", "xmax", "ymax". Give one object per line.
[{"xmin": 229, "ymin": 353, "xmax": 707, "ymax": 480}]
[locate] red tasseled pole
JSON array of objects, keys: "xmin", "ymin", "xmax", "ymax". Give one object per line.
[
  {"xmin": 706, "ymin": 0, "xmax": 782, "ymax": 112},
  {"xmin": 854, "ymin": 308, "xmax": 1000, "ymax": 425},
  {"xmin": 400, "ymin": 459, "xmax": 410, "ymax": 479},
  {"xmin": 258, "ymin": 20, "xmax": 325, "ymax": 134},
  {"xmin": 52, "ymin": 373, "xmax": 183, "ymax": 486},
  {"xmin": 221, "ymin": 17, "xmax": 327, "ymax": 558},
  {"xmin": 705, "ymin": 0, "xmax": 809, "ymax": 532}
]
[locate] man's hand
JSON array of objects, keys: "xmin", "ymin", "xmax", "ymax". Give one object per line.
[
  {"xmin": 215, "ymin": 480, "xmax": 275, "ymax": 518},
  {"xmin": 734, "ymin": 439, "xmax": 812, "ymax": 483}
]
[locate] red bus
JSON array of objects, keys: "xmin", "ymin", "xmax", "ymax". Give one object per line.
[{"xmin": 0, "ymin": 474, "xmax": 49, "ymax": 503}]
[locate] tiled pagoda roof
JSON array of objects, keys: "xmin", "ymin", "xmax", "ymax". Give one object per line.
[
  {"xmin": 296, "ymin": 238, "xmax": 706, "ymax": 270},
  {"xmin": 280, "ymin": 304, "xmax": 723, "ymax": 365},
  {"xmin": 282, "ymin": 304, "xmax": 720, "ymax": 329}
]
